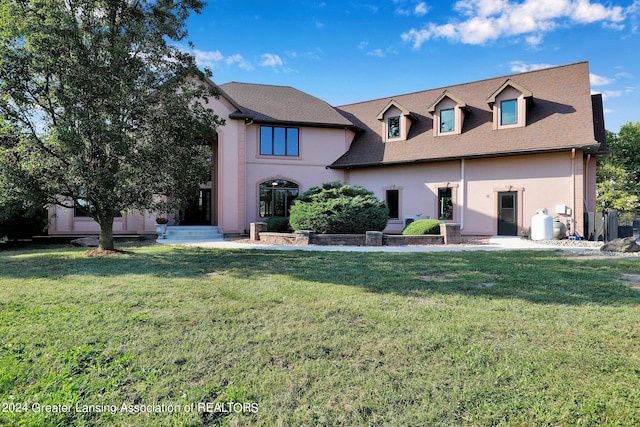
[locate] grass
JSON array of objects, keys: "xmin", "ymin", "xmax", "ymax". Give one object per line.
[{"xmin": 0, "ymin": 244, "xmax": 639, "ymax": 426}]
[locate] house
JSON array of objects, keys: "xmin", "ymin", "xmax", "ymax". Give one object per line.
[{"xmin": 47, "ymin": 61, "xmax": 607, "ymax": 239}]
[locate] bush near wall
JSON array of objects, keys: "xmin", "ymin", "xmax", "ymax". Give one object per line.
[
  {"xmin": 265, "ymin": 216, "xmax": 290, "ymax": 232},
  {"xmin": 0, "ymin": 204, "xmax": 47, "ymax": 241},
  {"xmin": 402, "ymin": 219, "xmax": 443, "ymax": 235},
  {"xmin": 289, "ymin": 181, "xmax": 389, "ymax": 234}
]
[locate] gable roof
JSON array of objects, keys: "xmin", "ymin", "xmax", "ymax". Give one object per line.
[
  {"xmin": 427, "ymin": 90, "xmax": 470, "ymax": 114},
  {"xmin": 331, "ymin": 62, "xmax": 602, "ymax": 169},
  {"xmin": 486, "ymin": 79, "xmax": 533, "ymax": 106},
  {"xmin": 218, "ymin": 82, "xmax": 354, "ymax": 129},
  {"xmin": 376, "ymin": 99, "xmax": 417, "ymax": 121}
]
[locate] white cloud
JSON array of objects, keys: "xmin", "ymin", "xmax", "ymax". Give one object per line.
[
  {"xmin": 571, "ymin": 0, "xmax": 624, "ymax": 23},
  {"xmin": 601, "ymin": 90, "xmax": 623, "ymax": 99},
  {"xmin": 186, "ymin": 47, "xmax": 255, "ymax": 71},
  {"xmin": 415, "ymin": 2, "xmax": 429, "ymax": 16},
  {"xmin": 525, "ymin": 33, "xmax": 544, "ymax": 47},
  {"xmin": 615, "ymin": 71, "xmax": 634, "ymax": 79},
  {"xmin": 260, "ymin": 53, "xmax": 284, "ymax": 67},
  {"xmin": 287, "ymin": 48, "xmax": 323, "ymax": 61},
  {"xmin": 367, "ymin": 49, "xmax": 385, "ymax": 58},
  {"xmin": 225, "ymin": 54, "xmax": 254, "ymax": 71},
  {"xmin": 402, "ymin": 0, "xmax": 632, "ymax": 48},
  {"xmin": 396, "ymin": 1, "xmax": 430, "ymax": 17},
  {"xmin": 358, "ymin": 40, "xmax": 370, "ymax": 49},
  {"xmin": 509, "ymin": 61, "xmax": 555, "ymax": 73},
  {"xmin": 192, "ymin": 49, "xmax": 224, "ymax": 68},
  {"xmin": 590, "ymin": 73, "xmax": 614, "ymax": 86}
]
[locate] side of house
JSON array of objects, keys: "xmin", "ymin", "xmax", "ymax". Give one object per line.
[
  {"xmin": 47, "ymin": 61, "xmax": 606, "ymax": 239},
  {"xmin": 332, "ymin": 62, "xmax": 606, "ymax": 237}
]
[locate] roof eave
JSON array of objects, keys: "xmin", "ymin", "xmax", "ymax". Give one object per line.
[
  {"xmin": 329, "ymin": 142, "xmax": 602, "ymax": 169},
  {"xmin": 249, "ymin": 118, "xmax": 360, "ymax": 131}
]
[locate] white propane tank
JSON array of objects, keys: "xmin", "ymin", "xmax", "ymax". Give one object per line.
[{"xmin": 531, "ymin": 208, "xmax": 553, "ymax": 241}]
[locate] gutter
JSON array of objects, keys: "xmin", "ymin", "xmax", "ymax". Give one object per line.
[{"xmin": 328, "ymin": 142, "xmax": 602, "ymax": 170}]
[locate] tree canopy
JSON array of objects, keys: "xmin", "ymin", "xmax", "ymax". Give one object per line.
[
  {"xmin": 597, "ymin": 124, "xmax": 640, "ymax": 214},
  {"xmin": 0, "ymin": 0, "xmax": 223, "ymax": 249}
]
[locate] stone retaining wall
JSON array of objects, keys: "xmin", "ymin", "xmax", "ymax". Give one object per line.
[
  {"xmin": 253, "ymin": 223, "xmax": 461, "ymax": 246},
  {"xmin": 383, "ymin": 235, "xmax": 444, "ymax": 245}
]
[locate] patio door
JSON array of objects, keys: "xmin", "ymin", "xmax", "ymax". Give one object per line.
[
  {"xmin": 182, "ymin": 189, "xmax": 212, "ymax": 225},
  {"xmin": 497, "ymin": 192, "xmax": 517, "ymax": 236}
]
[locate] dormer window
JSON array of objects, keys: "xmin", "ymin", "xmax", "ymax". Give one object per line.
[
  {"xmin": 427, "ymin": 91, "xmax": 469, "ymax": 136},
  {"xmin": 440, "ymin": 109, "xmax": 455, "ymax": 133},
  {"xmin": 501, "ymin": 99, "xmax": 517, "ymax": 125},
  {"xmin": 388, "ymin": 116, "xmax": 400, "ymax": 139},
  {"xmin": 377, "ymin": 100, "xmax": 416, "ymax": 142},
  {"xmin": 487, "ymin": 79, "xmax": 532, "ymax": 130}
]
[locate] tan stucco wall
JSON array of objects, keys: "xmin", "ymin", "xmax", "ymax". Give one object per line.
[
  {"xmin": 48, "ymin": 205, "xmax": 158, "ymax": 235},
  {"xmin": 349, "ymin": 152, "xmax": 588, "ymax": 236},
  {"xmin": 243, "ymin": 125, "xmax": 350, "ymax": 232}
]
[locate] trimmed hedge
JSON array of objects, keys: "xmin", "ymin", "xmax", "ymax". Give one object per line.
[
  {"xmin": 402, "ymin": 219, "xmax": 442, "ymax": 235},
  {"xmin": 289, "ymin": 181, "xmax": 389, "ymax": 234},
  {"xmin": 265, "ymin": 216, "xmax": 290, "ymax": 232}
]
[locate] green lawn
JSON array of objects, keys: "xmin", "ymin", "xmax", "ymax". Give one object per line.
[{"xmin": 1, "ymin": 244, "xmax": 639, "ymax": 426}]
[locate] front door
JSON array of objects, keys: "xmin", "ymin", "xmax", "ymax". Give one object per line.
[
  {"xmin": 497, "ymin": 192, "xmax": 518, "ymax": 236},
  {"xmin": 181, "ymin": 189, "xmax": 212, "ymax": 225}
]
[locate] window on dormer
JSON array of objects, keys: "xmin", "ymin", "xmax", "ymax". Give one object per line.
[
  {"xmin": 501, "ymin": 99, "xmax": 517, "ymax": 125},
  {"xmin": 388, "ymin": 116, "xmax": 400, "ymax": 139},
  {"xmin": 441, "ymin": 109, "xmax": 454, "ymax": 133}
]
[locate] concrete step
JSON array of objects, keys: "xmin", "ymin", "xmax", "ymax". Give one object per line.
[{"xmin": 160, "ymin": 225, "xmax": 224, "ymax": 241}]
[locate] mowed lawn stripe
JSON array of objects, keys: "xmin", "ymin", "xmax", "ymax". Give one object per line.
[{"xmin": 1, "ymin": 245, "xmax": 639, "ymax": 426}]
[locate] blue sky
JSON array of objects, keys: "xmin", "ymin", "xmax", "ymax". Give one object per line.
[{"xmin": 184, "ymin": 0, "xmax": 640, "ymax": 132}]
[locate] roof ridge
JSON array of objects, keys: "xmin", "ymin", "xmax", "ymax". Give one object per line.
[
  {"xmin": 220, "ymin": 81, "xmax": 295, "ymax": 90},
  {"xmin": 337, "ymin": 61, "xmax": 589, "ymax": 108}
]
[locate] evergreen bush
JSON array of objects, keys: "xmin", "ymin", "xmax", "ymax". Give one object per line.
[
  {"xmin": 402, "ymin": 219, "xmax": 442, "ymax": 235},
  {"xmin": 289, "ymin": 182, "xmax": 389, "ymax": 234},
  {"xmin": 265, "ymin": 216, "xmax": 290, "ymax": 232}
]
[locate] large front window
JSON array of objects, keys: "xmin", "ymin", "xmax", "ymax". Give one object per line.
[
  {"xmin": 260, "ymin": 180, "xmax": 299, "ymax": 218},
  {"xmin": 260, "ymin": 126, "xmax": 299, "ymax": 156}
]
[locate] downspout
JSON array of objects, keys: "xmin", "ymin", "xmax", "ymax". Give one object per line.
[
  {"xmin": 584, "ymin": 154, "xmax": 591, "ymax": 212},
  {"xmin": 460, "ymin": 159, "xmax": 465, "ymax": 231},
  {"xmin": 571, "ymin": 148, "xmax": 576, "ymax": 236},
  {"xmin": 244, "ymin": 119, "xmax": 252, "ymax": 234}
]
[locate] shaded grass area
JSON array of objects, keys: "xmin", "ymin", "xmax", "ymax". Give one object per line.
[{"xmin": 1, "ymin": 245, "xmax": 639, "ymax": 426}]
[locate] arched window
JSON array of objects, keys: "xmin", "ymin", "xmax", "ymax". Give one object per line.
[{"xmin": 259, "ymin": 180, "xmax": 299, "ymax": 218}]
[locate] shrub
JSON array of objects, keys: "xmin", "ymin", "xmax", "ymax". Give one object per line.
[
  {"xmin": 265, "ymin": 216, "xmax": 290, "ymax": 232},
  {"xmin": 0, "ymin": 202, "xmax": 47, "ymax": 241},
  {"xmin": 289, "ymin": 181, "xmax": 389, "ymax": 234},
  {"xmin": 402, "ymin": 219, "xmax": 442, "ymax": 235}
]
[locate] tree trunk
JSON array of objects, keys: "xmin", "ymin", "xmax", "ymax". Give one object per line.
[{"xmin": 98, "ymin": 214, "xmax": 115, "ymax": 251}]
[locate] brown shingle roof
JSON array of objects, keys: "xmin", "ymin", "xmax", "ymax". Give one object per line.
[
  {"xmin": 331, "ymin": 62, "xmax": 602, "ymax": 168},
  {"xmin": 219, "ymin": 82, "xmax": 354, "ymax": 128}
]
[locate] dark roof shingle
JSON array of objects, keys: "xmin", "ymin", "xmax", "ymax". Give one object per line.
[
  {"xmin": 219, "ymin": 82, "xmax": 354, "ymax": 128},
  {"xmin": 331, "ymin": 62, "xmax": 602, "ymax": 168}
]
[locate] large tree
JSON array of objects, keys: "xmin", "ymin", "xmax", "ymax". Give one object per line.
[
  {"xmin": 596, "ymin": 124, "xmax": 640, "ymax": 214},
  {"xmin": 0, "ymin": 0, "xmax": 223, "ymax": 250}
]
